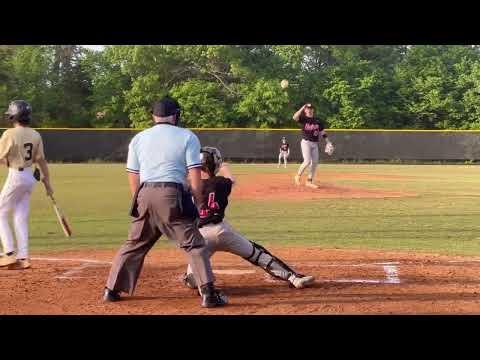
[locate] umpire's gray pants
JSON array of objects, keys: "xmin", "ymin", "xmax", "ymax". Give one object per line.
[
  {"xmin": 106, "ymin": 186, "xmax": 214, "ymax": 295},
  {"xmin": 297, "ymin": 139, "xmax": 319, "ymax": 180}
]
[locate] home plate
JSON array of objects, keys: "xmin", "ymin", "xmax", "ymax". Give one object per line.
[{"xmin": 213, "ymin": 269, "xmax": 256, "ymax": 275}]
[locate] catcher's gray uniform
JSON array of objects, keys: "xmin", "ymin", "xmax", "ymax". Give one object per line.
[{"xmin": 183, "ymin": 167, "xmax": 314, "ymax": 289}]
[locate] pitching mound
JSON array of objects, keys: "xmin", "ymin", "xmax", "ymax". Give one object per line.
[
  {"xmin": 1, "ymin": 248, "xmax": 480, "ymax": 314},
  {"xmin": 232, "ymin": 172, "xmax": 416, "ymax": 200}
]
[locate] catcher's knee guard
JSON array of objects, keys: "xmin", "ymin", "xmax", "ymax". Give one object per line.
[
  {"xmin": 244, "ymin": 241, "xmax": 297, "ymax": 281},
  {"xmin": 182, "ymin": 272, "xmax": 197, "ymax": 289}
]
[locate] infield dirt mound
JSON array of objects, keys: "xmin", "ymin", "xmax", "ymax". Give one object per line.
[
  {"xmin": 232, "ymin": 172, "xmax": 416, "ymax": 200},
  {"xmin": 1, "ymin": 248, "xmax": 479, "ymax": 315}
]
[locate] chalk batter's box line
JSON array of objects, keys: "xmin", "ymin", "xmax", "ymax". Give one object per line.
[
  {"xmin": 302, "ymin": 262, "xmax": 402, "ymax": 284},
  {"xmin": 295, "ymin": 261, "xmax": 401, "ymax": 267},
  {"xmin": 32, "ymin": 257, "xmax": 402, "ymax": 280},
  {"xmin": 31, "ymin": 257, "xmax": 407, "ymax": 283}
]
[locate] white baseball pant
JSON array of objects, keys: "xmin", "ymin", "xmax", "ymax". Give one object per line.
[
  {"xmin": 297, "ymin": 139, "xmax": 319, "ymax": 181},
  {"xmin": 0, "ymin": 168, "xmax": 36, "ymax": 259}
]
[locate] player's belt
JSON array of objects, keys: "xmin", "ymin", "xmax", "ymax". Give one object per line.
[{"xmin": 143, "ymin": 182, "xmax": 183, "ymax": 190}]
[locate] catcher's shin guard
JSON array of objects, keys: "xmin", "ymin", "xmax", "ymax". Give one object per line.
[{"xmin": 244, "ymin": 241, "xmax": 297, "ymax": 281}]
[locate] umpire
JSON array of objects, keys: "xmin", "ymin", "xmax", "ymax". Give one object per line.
[{"xmin": 103, "ymin": 97, "xmax": 227, "ymax": 308}]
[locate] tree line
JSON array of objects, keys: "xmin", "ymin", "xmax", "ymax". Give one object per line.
[{"xmin": 1, "ymin": 45, "xmax": 480, "ymax": 129}]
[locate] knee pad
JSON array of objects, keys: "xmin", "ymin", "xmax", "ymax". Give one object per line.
[{"xmin": 244, "ymin": 241, "xmax": 297, "ymax": 281}]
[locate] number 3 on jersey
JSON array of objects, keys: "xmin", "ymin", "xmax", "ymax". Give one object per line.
[{"xmin": 24, "ymin": 143, "xmax": 33, "ymax": 161}]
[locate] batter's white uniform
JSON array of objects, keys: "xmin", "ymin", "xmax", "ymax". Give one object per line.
[{"xmin": 0, "ymin": 126, "xmax": 45, "ymax": 259}]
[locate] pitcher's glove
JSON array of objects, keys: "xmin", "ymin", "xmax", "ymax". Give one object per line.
[
  {"xmin": 33, "ymin": 167, "xmax": 41, "ymax": 181},
  {"xmin": 325, "ymin": 141, "xmax": 335, "ymax": 156}
]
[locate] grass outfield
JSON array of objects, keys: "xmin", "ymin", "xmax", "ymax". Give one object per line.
[{"xmin": 9, "ymin": 163, "xmax": 480, "ymax": 256}]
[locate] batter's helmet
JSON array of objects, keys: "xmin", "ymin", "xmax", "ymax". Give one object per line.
[
  {"xmin": 200, "ymin": 146, "xmax": 223, "ymax": 176},
  {"xmin": 5, "ymin": 100, "xmax": 32, "ymax": 124}
]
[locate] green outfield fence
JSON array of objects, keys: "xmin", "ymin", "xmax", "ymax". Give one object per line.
[{"xmin": 1, "ymin": 128, "xmax": 480, "ymax": 162}]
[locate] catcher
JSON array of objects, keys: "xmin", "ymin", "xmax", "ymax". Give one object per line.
[{"xmin": 182, "ymin": 146, "xmax": 315, "ymax": 290}]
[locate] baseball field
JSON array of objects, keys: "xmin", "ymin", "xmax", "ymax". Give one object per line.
[{"xmin": 1, "ymin": 163, "xmax": 480, "ymax": 314}]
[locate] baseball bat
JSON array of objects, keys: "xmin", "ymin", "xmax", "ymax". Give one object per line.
[{"xmin": 49, "ymin": 195, "xmax": 72, "ymax": 238}]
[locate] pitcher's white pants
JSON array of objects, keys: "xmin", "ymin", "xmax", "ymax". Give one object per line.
[
  {"xmin": 0, "ymin": 168, "xmax": 36, "ymax": 259},
  {"xmin": 297, "ymin": 139, "xmax": 319, "ymax": 180}
]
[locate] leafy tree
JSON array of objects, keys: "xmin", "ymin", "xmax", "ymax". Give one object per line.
[
  {"xmin": 81, "ymin": 47, "xmax": 131, "ymax": 127},
  {"xmin": 2, "ymin": 45, "xmax": 480, "ymax": 130},
  {"xmin": 395, "ymin": 45, "xmax": 479, "ymax": 129}
]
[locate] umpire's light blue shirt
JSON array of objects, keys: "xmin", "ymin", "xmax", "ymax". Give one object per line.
[{"xmin": 126, "ymin": 123, "xmax": 202, "ymax": 184}]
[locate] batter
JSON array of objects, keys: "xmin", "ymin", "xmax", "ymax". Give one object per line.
[{"xmin": 0, "ymin": 100, "xmax": 54, "ymax": 270}]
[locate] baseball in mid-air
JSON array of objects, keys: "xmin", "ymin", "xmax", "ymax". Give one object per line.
[{"xmin": 280, "ymin": 79, "xmax": 289, "ymax": 89}]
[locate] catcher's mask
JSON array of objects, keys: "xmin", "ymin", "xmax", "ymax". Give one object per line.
[
  {"xmin": 200, "ymin": 146, "xmax": 223, "ymax": 176},
  {"xmin": 5, "ymin": 100, "xmax": 32, "ymax": 125}
]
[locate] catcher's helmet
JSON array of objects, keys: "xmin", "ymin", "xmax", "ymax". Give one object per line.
[
  {"xmin": 5, "ymin": 100, "xmax": 32, "ymax": 124},
  {"xmin": 200, "ymin": 146, "xmax": 223, "ymax": 176}
]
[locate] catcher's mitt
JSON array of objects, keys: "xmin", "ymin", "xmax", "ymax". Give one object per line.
[
  {"xmin": 33, "ymin": 167, "xmax": 41, "ymax": 181},
  {"xmin": 325, "ymin": 142, "xmax": 334, "ymax": 156}
]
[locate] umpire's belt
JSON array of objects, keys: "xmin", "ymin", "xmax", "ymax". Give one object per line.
[{"xmin": 143, "ymin": 182, "xmax": 183, "ymax": 190}]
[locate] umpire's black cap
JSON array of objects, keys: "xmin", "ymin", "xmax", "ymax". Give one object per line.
[{"xmin": 152, "ymin": 97, "xmax": 181, "ymax": 117}]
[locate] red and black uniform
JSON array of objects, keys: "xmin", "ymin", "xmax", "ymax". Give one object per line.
[
  {"xmin": 298, "ymin": 114, "xmax": 325, "ymax": 143},
  {"xmin": 198, "ymin": 176, "xmax": 233, "ymax": 227},
  {"xmin": 280, "ymin": 143, "xmax": 289, "ymax": 152}
]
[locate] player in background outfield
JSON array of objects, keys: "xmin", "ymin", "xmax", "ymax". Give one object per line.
[
  {"xmin": 277, "ymin": 136, "xmax": 290, "ymax": 168},
  {"xmin": 293, "ymin": 103, "xmax": 334, "ymax": 189},
  {"xmin": 0, "ymin": 100, "xmax": 54, "ymax": 270},
  {"xmin": 182, "ymin": 146, "xmax": 315, "ymax": 290}
]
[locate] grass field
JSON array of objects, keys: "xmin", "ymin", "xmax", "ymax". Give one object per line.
[{"xmin": 16, "ymin": 163, "xmax": 480, "ymax": 257}]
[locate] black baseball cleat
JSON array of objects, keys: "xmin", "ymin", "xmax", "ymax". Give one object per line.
[
  {"xmin": 103, "ymin": 288, "xmax": 121, "ymax": 302},
  {"xmin": 200, "ymin": 283, "xmax": 228, "ymax": 308},
  {"xmin": 182, "ymin": 272, "xmax": 197, "ymax": 289}
]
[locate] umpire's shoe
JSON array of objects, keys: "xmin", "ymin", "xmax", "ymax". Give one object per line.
[
  {"xmin": 103, "ymin": 287, "xmax": 121, "ymax": 302},
  {"xmin": 200, "ymin": 283, "xmax": 228, "ymax": 308}
]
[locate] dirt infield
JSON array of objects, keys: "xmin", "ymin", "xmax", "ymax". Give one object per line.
[
  {"xmin": 232, "ymin": 172, "xmax": 416, "ymax": 200},
  {"xmin": 1, "ymin": 247, "xmax": 479, "ymax": 314}
]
